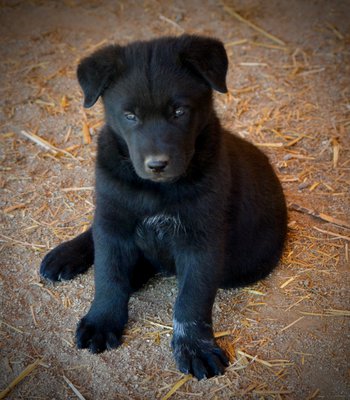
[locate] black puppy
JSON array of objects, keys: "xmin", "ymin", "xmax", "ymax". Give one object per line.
[{"xmin": 40, "ymin": 35, "xmax": 287, "ymax": 380}]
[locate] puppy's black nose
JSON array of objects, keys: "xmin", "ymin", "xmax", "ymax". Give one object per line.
[{"xmin": 146, "ymin": 157, "xmax": 169, "ymax": 173}]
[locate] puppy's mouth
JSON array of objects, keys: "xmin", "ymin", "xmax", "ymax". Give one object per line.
[
  {"xmin": 134, "ymin": 167, "xmax": 182, "ymax": 183},
  {"xmin": 144, "ymin": 173, "xmax": 180, "ymax": 184}
]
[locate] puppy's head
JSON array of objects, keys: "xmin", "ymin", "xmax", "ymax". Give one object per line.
[{"xmin": 77, "ymin": 35, "xmax": 228, "ymax": 182}]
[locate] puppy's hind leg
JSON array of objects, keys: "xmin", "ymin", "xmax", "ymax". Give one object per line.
[
  {"xmin": 40, "ymin": 228, "xmax": 94, "ymax": 282},
  {"xmin": 130, "ymin": 256, "xmax": 157, "ymax": 292}
]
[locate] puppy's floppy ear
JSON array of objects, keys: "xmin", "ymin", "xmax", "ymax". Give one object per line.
[
  {"xmin": 77, "ymin": 45, "xmax": 123, "ymax": 108},
  {"xmin": 179, "ymin": 35, "xmax": 228, "ymax": 93}
]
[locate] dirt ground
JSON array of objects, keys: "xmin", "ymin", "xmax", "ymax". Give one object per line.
[{"xmin": 0, "ymin": 0, "xmax": 349, "ymax": 399}]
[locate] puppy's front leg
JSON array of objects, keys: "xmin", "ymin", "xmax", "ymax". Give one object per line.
[
  {"xmin": 172, "ymin": 250, "xmax": 229, "ymax": 380},
  {"xmin": 76, "ymin": 225, "xmax": 138, "ymax": 353}
]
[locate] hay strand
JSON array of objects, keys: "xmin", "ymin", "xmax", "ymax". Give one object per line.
[
  {"xmin": 145, "ymin": 320, "xmax": 173, "ymax": 330},
  {"xmin": 161, "ymin": 374, "xmax": 192, "ymax": 400},
  {"xmin": 18, "ymin": 130, "xmax": 75, "ymax": 158},
  {"xmin": 0, "ymin": 233, "xmax": 47, "ymax": 249},
  {"xmin": 3, "ymin": 204, "xmax": 26, "ymax": 213},
  {"xmin": 61, "ymin": 186, "xmax": 94, "ymax": 192},
  {"xmin": 300, "ymin": 309, "xmax": 350, "ymax": 317},
  {"xmin": 326, "ymin": 23, "xmax": 344, "ymax": 40},
  {"xmin": 236, "ymin": 350, "xmax": 292, "ymax": 368},
  {"xmin": 159, "ymin": 15, "xmax": 185, "ymax": 33},
  {"xmin": 19, "ymin": 130, "xmax": 59, "ymax": 154},
  {"xmin": 145, "ymin": 320, "xmax": 234, "ymax": 339},
  {"xmin": 250, "ymin": 40, "xmax": 289, "ymax": 51},
  {"xmin": 288, "ymin": 203, "xmax": 350, "ymax": 229},
  {"xmin": 214, "ymin": 330, "xmax": 235, "ymax": 338},
  {"xmin": 62, "ymin": 375, "xmax": 86, "ymax": 400},
  {"xmin": 225, "ymin": 39, "xmax": 248, "ymax": 47},
  {"xmin": 254, "ymin": 142, "xmax": 284, "ymax": 148},
  {"xmin": 313, "ymin": 227, "xmax": 350, "ymax": 241},
  {"xmin": 280, "ymin": 276, "xmax": 296, "ymax": 289},
  {"xmin": 280, "ymin": 316, "xmax": 305, "ymax": 332},
  {"xmin": 0, "ymin": 359, "xmax": 42, "ymax": 399},
  {"xmin": 331, "ymin": 137, "xmax": 340, "ymax": 168},
  {"xmin": 82, "ymin": 121, "xmax": 92, "ymax": 144},
  {"xmin": 254, "ymin": 389, "xmax": 292, "ymax": 395},
  {"xmin": 306, "ymin": 388, "xmax": 320, "ymax": 400},
  {"xmin": 242, "ymin": 288, "xmax": 266, "ymax": 296},
  {"xmin": 222, "ymin": 3, "xmax": 286, "ymax": 45},
  {"xmin": 0, "ymin": 320, "xmax": 24, "ymax": 334}
]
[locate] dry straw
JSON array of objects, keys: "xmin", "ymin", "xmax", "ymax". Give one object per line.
[
  {"xmin": 221, "ymin": 2, "xmax": 286, "ymax": 46},
  {"xmin": 0, "ymin": 359, "xmax": 42, "ymax": 399}
]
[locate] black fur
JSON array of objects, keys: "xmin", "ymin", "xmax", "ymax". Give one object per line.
[{"xmin": 40, "ymin": 35, "xmax": 287, "ymax": 380}]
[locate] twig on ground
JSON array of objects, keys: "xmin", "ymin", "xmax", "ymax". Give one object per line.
[{"xmin": 288, "ymin": 203, "xmax": 350, "ymax": 229}]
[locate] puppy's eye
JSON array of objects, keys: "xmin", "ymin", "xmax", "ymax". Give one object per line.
[
  {"xmin": 124, "ymin": 112, "xmax": 137, "ymax": 122},
  {"xmin": 174, "ymin": 106, "xmax": 186, "ymax": 118}
]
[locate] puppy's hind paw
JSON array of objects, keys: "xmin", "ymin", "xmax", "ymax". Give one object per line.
[{"xmin": 40, "ymin": 238, "xmax": 93, "ymax": 282}]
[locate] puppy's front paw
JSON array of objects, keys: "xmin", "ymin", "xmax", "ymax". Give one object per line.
[
  {"xmin": 76, "ymin": 314, "xmax": 123, "ymax": 354},
  {"xmin": 172, "ymin": 335, "xmax": 229, "ymax": 380}
]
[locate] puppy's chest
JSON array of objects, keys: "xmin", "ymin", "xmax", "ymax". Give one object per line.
[
  {"xmin": 135, "ymin": 214, "xmax": 186, "ymax": 270},
  {"xmin": 136, "ymin": 214, "xmax": 185, "ymax": 242}
]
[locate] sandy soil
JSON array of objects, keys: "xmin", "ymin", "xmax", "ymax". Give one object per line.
[{"xmin": 0, "ymin": 1, "xmax": 349, "ymax": 399}]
